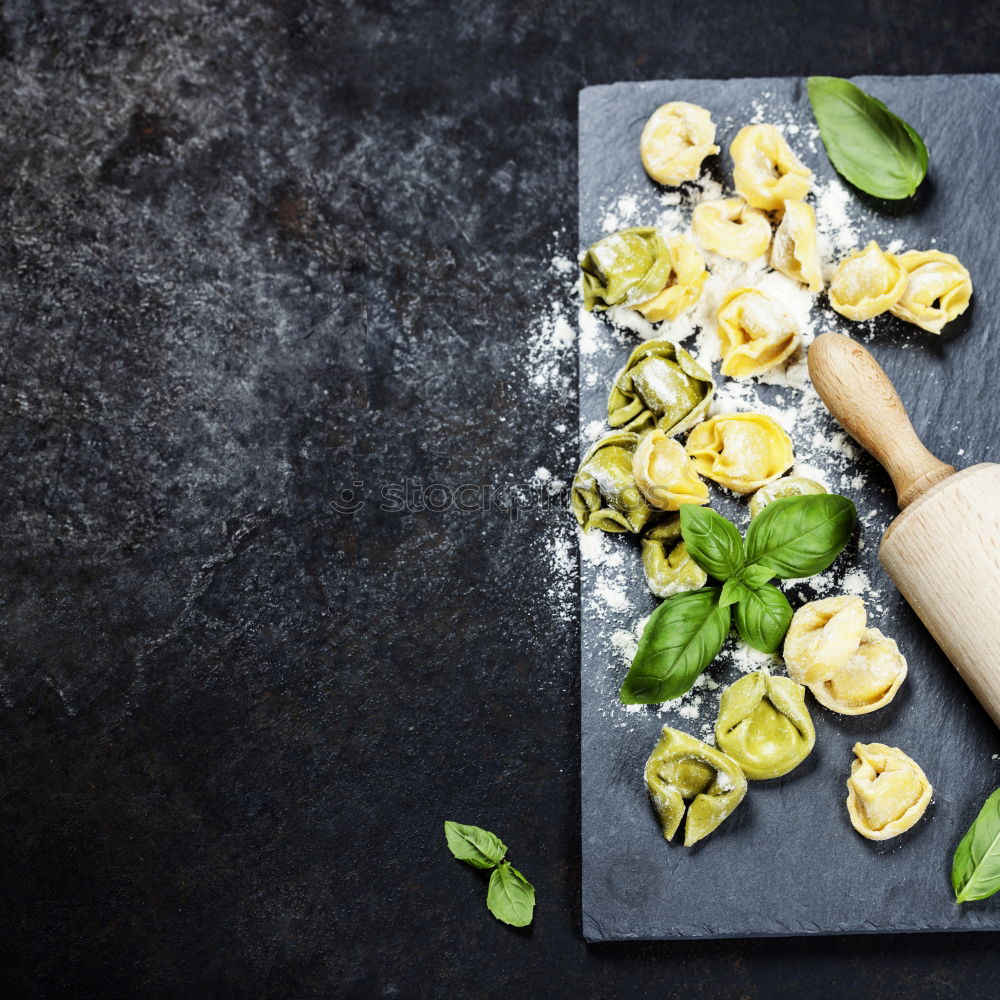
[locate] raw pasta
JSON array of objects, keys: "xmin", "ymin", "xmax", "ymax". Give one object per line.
[
  {"xmin": 717, "ymin": 287, "xmax": 801, "ymax": 378},
  {"xmin": 684, "ymin": 413, "xmax": 794, "ymax": 494},
  {"xmin": 691, "ymin": 197, "xmax": 771, "ymax": 261},
  {"xmin": 846, "ymin": 743, "xmax": 932, "ymax": 841},
  {"xmin": 770, "ymin": 199, "xmax": 823, "ymax": 292},
  {"xmin": 715, "ymin": 672, "xmax": 815, "ymax": 780},
  {"xmin": 645, "ymin": 726, "xmax": 747, "ymax": 847},
  {"xmin": 634, "ymin": 235, "xmax": 707, "ymax": 321},
  {"xmin": 749, "ymin": 476, "xmax": 827, "ymax": 518},
  {"xmin": 828, "ymin": 241, "xmax": 907, "ymax": 321},
  {"xmin": 731, "ymin": 124, "xmax": 812, "ymax": 211},
  {"xmin": 571, "ymin": 431, "xmax": 658, "ymax": 534},
  {"xmin": 890, "ymin": 249, "xmax": 973, "ymax": 334},
  {"xmin": 640, "ymin": 102, "xmax": 720, "ymax": 186},
  {"xmin": 809, "ymin": 627, "xmax": 907, "ymax": 715},
  {"xmin": 607, "ymin": 339, "xmax": 714, "ymax": 436},
  {"xmin": 580, "ymin": 227, "xmax": 673, "ymax": 312},
  {"xmin": 641, "ymin": 518, "xmax": 708, "ymax": 599},
  {"xmin": 783, "ymin": 595, "xmax": 866, "ymax": 685},
  {"xmin": 632, "ymin": 430, "xmax": 709, "ymax": 511}
]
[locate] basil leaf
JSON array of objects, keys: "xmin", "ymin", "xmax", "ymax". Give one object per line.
[
  {"xmin": 734, "ymin": 583, "xmax": 793, "ymax": 654},
  {"xmin": 744, "ymin": 494, "xmax": 857, "ymax": 579},
  {"xmin": 719, "ymin": 577, "xmax": 751, "ymax": 609},
  {"xmin": 952, "ymin": 788, "xmax": 1000, "ymax": 903},
  {"xmin": 738, "ymin": 563, "xmax": 775, "ymax": 589},
  {"xmin": 680, "ymin": 505, "xmax": 744, "ymax": 580},
  {"xmin": 807, "ymin": 76, "xmax": 928, "ymax": 199},
  {"xmin": 444, "ymin": 821, "xmax": 507, "ymax": 869},
  {"xmin": 487, "ymin": 862, "xmax": 536, "ymax": 926},
  {"xmin": 620, "ymin": 588, "xmax": 730, "ymax": 704}
]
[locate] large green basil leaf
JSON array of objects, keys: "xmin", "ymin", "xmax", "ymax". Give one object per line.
[
  {"xmin": 620, "ymin": 588, "xmax": 730, "ymax": 704},
  {"xmin": 734, "ymin": 584, "xmax": 793, "ymax": 654},
  {"xmin": 487, "ymin": 862, "xmax": 536, "ymax": 926},
  {"xmin": 679, "ymin": 505, "xmax": 744, "ymax": 581},
  {"xmin": 744, "ymin": 494, "xmax": 856, "ymax": 579},
  {"xmin": 444, "ymin": 821, "xmax": 508, "ymax": 870},
  {"xmin": 807, "ymin": 76, "xmax": 928, "ymax": 199},
  {"xmin": 953, "ymin": 788, "xmax": 1000, "ymax": 903}
]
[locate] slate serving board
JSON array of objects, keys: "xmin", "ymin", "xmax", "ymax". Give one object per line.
[{"xmin": 579, "ymin": 75, "xmax": 1000, "ymax": 942}]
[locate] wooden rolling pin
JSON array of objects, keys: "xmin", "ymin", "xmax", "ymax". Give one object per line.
[{"xmin": 808, "ymin": 332, "xmax": 1000, "ymax": 729}]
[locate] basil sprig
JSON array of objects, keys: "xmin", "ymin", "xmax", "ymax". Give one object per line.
[
  {"xmin": 807, "ymin": 76, "xmax": 928, "ymax": 200},
  {"xmin": 619, "ymin": 494, "xmax": 856, "ymax": 704},
  {"xmin": 952, "ymin": 788, "xmax": 1000, "ymax": 904},
  {"xmin": 444, "ymin": 821, "xmax": 536, "ymax": 926}
]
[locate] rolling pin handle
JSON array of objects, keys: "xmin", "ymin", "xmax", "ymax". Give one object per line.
[{"xmin": 807, "ymin": 333, "xmax": 956, "ymax": 509}]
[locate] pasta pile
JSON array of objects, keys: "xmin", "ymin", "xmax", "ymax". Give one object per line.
[{"xmin": 577, "ymin": 99, "xmax": 950, "ymax": 844}]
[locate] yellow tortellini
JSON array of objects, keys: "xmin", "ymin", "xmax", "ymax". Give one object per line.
[
  {"xmin": 715, "ymin": 672, "xmax": 815, "ymax": 780},
  {"xmin": 770, "ymin": 200, "xmax": 823, "ymax": 292},
  {"xmin": 571, "ymin": 432, "xmax": 658, "ymax": 534},
  {"xmin": 731, "ymin": 124, "xmax": 812, "ymax": 211},
  {"xmin": 644, "ymin": 726, "xmax": 747, "ymax": 847},
  {"xmin": 785, "ymin": 596, "xmax": 909, "ymax": 714},
  {"xmin": 717, "ymin": 287, "xmax": 801, "ymax": 378},
  {"xmin": 846, "ymin": 743, "xmax": 932, "ymax": 841},
  {"xmin": 691, "ymin": 197, "xmax": 772, "ymax": 261},
  {"xmin": 749, "ymin": 476, "xmax": 827, "ymax": 518},
  {"xmin": 634, "ymin": 235, "xmax": 707, "ymax": 321},
  {"xmin": 640, "ymin": 102, "xmax": 720, "ymax": 186},
  {"xmin": 783, "ymin": 595, "xmax": 867, "ymax": 686},
  {"xmin": 685, "ymin": 413, "xmax": 794, "ymax": 494},
  {"xmin": 889, "ymin": 249, "xmax": 973, "ymax": 334},
  {"xmin": 607, "ymin": 339, "xmax": 715, "ymax": 436},
  {"xmin": 809, "ymin": 627, "xmax": 908, "ymax": 716},
  {"xmin": 641, "ymin": 518, "xmax": 708, "ymax": 599},
  {"xmin": 632, "ymin": 431, "xmax": 709, "ymax": 511},
  {"xmin": 829, "ymin": 241, "xmax": 907, "ymax": 321},
  {"xmin": 580, "ymin": 227, "xmax": 672, "ymax": 312}
]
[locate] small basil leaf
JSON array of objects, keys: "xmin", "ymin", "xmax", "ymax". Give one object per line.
[
  {"xmin": 807, "ymin": 76, "xmax": 928, "ymax": 199},
  {"xmin": 487, "ymin": 862, "xmax": 536, "ymax": 926},
  {"xmin": 738, "ymin": 563, "xmax": 775, "ymax": 589},
  {"xmin": 734, "ymin": 584, "xmax": 793, "ymax": 654},
  {"xmin": 620, "ymin": 588, "xmax": 730, "ymax": 704},
  {"xmin": 744, "ymin": 494, "xmax": 857, "ymax": 579},
  {"xmin": 952, "ymin": 788, "xmax": 1000, "ymax": 903},
  {"xmin": 680, "ymin": 505, "xmax": 745, "ymax": 580},
  {"xmin": 444, "ymin": 821, "xmax": 508, "ymax": 870},
  {"xmin": 719, "ymin": 577, "xmax": 751, "ymax": 609}
]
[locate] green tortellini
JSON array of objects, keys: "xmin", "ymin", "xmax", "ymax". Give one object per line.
[
  {"xmin": 571, "ymin": 432, "xmax": 658, "ymax": 533},
  {"xmin": 644, "ymin": 726, "xmax": 748, "ymax": 847},
  {"xmin": 749, "ymin": 476, "xmax": 828, "ymax": 518},
  {"xmin": 641, "ymin": 518, "xmax": 708, "ymax": 598},
  {"xmin": 714, "ymin": 672, "xmax": 815, "ymax": 780},
  {"xmin": 580, "ymin": 227, "xmax": 672, "ymax": 312},
  {"xmin": 607, "ymin": 339, "xmax": 715, "ymax": 436}
]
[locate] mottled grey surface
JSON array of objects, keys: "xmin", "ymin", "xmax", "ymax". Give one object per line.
[
  {"xmin": 1, "ymin": 1, "xmax": 1000, "ymax": 997},
  {"xmin": 580, "ymin": 76, "xmax": 1000, "ymax": 941}
]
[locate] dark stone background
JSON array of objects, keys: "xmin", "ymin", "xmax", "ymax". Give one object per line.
[{"xmin": 1, "ymin": 1, "xmax": 998, "ymax": 997}]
